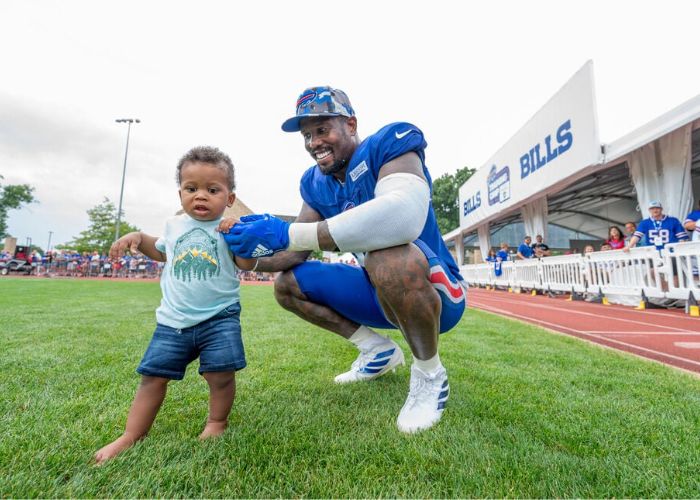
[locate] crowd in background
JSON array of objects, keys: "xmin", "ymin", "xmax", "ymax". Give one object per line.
[
  {"xmin": 485, "ymin": 199, "xmax": 699, "ymax": 264},
  {"xmin": 0, "ymin": 248, "xmax": 273, "ymax": 281}
]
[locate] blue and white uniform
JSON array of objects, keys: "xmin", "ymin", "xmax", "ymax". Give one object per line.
[
  {"xmin": 684, "ymin": 209, "xmax": 700, "ymax": 241},
  {"xmin": 292, "ymin": 122, "xmax": 466, "ymax": 333},
  {"xmin": 683, "ymin": 209, "xmax": 700, "ymax": 227},
  {"xmin": 634, "ymin": 215, "xmax": 688, "ymax": 250}
]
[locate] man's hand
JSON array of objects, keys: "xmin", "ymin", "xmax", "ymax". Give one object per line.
[
  {"xmin": 110, "ymin": 232, "xmax": 142, "ymax": 260},
  {"xmin": 223, "ymin": 214, "xmax": 290, "ymax": 258}
]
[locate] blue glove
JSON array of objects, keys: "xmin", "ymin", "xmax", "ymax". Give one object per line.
[{"xmin": 223, "ymin": 213, "xmax": 290, "ymax": 258}]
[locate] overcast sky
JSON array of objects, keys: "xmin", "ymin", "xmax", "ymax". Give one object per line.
[{"xmin": 2, "ymin": 0, "xmax": 699, "ymax": 249}]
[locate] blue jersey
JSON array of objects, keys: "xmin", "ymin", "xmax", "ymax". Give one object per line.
[
  {"xmin": 634, "ymin": 215, "xmax": 688, "ymax": 249},
  {"xmin": 299, "ymin": 122, "xmax": 461, "ymax": 279},
  {"xmin": 684, "ymin": 209, "xmax": 700, "ymax": 226},
  {"xmin": 517, "ymin": 243, "xmax": 533, "ymax": 258}
]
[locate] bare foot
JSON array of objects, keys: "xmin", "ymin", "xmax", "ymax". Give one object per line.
[
  {"xmin": 93, "ymin": 434, "xmax": 136, "ymax": 465},
  {"xmin": 199, "ymin": 421, "xmax": 227, "ymax": 440}
]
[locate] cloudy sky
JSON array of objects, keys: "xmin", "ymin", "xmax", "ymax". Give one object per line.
[{"xmin": 2, "ymin": 0, "xmax": 699, "ymax": 249}]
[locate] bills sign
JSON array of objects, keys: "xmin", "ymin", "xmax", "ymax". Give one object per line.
[{"xmin": 458, "ymin": 61, "xmax": 602, "ymax": 231}]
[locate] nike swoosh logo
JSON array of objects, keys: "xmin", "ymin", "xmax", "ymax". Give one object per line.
[{"xmin": 395, "ymin": 129, "xmax": 412, "ymax": 139}]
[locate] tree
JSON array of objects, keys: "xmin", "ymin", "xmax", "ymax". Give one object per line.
[
  {"xmin": 431, "ymin": 166, "xmax": 475, "ymax": 234},
  {"xmin": 0, "ymin": 175, "xmax": 36, "ymax": 238},
  {"xmin": 67, "ymin": 198, "xmax": 140, "ymax": 254}
]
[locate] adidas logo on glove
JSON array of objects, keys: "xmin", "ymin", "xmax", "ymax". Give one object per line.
[{"xmin": 251, "ymin": 244, "xmax": 274, "ymax": 258}]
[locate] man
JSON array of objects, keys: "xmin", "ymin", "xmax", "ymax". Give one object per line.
[
  {"xmin": 625, "ymin": 201, "xmax": 687, "ymax": 251},
  {"xmin": 225, "ymin": 87, "xmax": 466, "ymax": 433},
  {"xmin": 624, "ymin": 221, "xmax": 638, "ymax": 246},
  {"xmin": 683, "ymin": 200, "xmax": 700, "ymax": 240},
  {"xmin": 531, "ymin": 234, "xmax": 551, "ymax": 257},
  {"xmin": 516, "ymin": 236, "xmax": 534, "ymax": 259}
]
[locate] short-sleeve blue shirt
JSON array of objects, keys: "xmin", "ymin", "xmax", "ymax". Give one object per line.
[
  {"xmin": 634, "ymin": 215, "xmax": 688, "ymax": 249},
  {"xmin": 684, "ymin": 209, "xmax": 700, "ymax": 226},
  {"xmin": 299, "ymin": 122, "xmax": 461, "ymax": 279},
  {"xmin": 518, "ymin": 243, "xmax": 534, "ymax": 258}
]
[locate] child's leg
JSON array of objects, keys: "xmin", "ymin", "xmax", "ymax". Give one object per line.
[
  {"xmin": 199, "ymin": 371, "xmax": 235, "ymax": 439},
  {"xmin": 94, "ymin": 375, "xmax": 169, "ymax": 464}
]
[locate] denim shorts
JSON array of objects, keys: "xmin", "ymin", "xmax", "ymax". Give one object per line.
[{"xmin": 137, "ymin": 302, "xmax": 246, "ymax": 380}]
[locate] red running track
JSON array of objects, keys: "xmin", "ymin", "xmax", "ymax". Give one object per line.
[{"xmin": 468, "ymin": 288, "xmax": 700, "ymax": 375}]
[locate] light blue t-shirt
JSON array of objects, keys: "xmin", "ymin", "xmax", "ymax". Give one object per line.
[{"xmin": 155, "ymin": 214, "xmax": 240, "ymax": 328}]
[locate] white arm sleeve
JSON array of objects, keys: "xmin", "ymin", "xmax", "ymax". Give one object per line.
[{"xmin": 325, "ymin": 172, "xmax": 430, "ymax": 252}]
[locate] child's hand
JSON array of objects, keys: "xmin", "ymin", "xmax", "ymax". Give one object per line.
[
  {"xmin": 110, "ymin": 232, "xmax": 142, "ymax": 260},
  {"xmin": 217, "ymin": 217, "xmax": 240, "ymax": 234}
]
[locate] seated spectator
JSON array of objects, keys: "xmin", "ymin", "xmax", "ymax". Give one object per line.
[
  {"xmin": 600, "ymin": 243, "xmax": 612, "ymax": 251},
  {"xmin": 531, "ymin": 234, "xmax": 551, "ymax": 257},
  {"xmin": 516, "ymin": 236, "xmax": 534, "ymax": 259},
  {"xmin": 606, "ymin": 226, "xmax": 625, "ymax": 250},
  {"xmin": 584, "ymin": 244, "xmax": 595, "ymax": 254}
]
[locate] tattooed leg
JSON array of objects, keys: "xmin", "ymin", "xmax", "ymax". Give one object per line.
[{"xmin": 364, "ymin": 244, "xmax": 441, "ymax": 360}]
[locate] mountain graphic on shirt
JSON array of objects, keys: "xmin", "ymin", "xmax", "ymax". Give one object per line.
[{"xmin": 172, "ymin": 228, "xmax": 220, "ymax": 282}]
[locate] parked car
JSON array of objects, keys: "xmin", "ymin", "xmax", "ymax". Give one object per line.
[{"xmin": 0, "ymin": 259, "xmax": 33, "ymax": 275}]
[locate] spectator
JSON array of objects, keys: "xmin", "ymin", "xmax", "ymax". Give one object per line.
[
  {"xmin": 90, "ymin": 251, "xmax": 100, "ymax": 276},
  {"xmin": 496, "ymin": 242, "xmax": 510, "ymax": 262},
  {"xmin": 606, "ymin": 226, "xmax": 625, "ymax": 250},
  {"xmin": 600, "ymin": 243, "xmax": 612, "ymax": 251},
  {"xmin": 493, "ymin": 243, "xmax": 510, "ymax": 277},
  {"xmin": 531, "ymin": 234, "xmax": 551, "ymax": 257},
  {"xmin": 625, "ymin": 200, "xmax": 688, "ymax": 251},
  {"xmin": 584, "ymin": 244, "xmax": 595, "ymax": 254},
  {"xmin": 516, "ymin": 236, "xmax": 534, "ymax": 259},
  {"xmin": 624, "ymin": 221, "xmax": 638, "ymax": 246},
  {"xmin": 683, "ymin": 200, "xmax": 700, "ymax": 235},
  {"xmin": 485, "ymin": 248, "xmax": 498, "ymax": 263}
]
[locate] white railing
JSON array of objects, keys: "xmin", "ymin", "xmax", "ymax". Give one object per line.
[
  {"xmin": 539, "ymin": 254, "xmax": 587, "ymax": 293},
  {"xmin": 513, "ymin": 258, "xmax": 540, "ymax": 290},
  {"xmin": 460, "ymin": 241, "xmax": 700, "ymax": 309},
  {"xmin": 585, "ymin": 246, "xmax": 665, "ymax": 299},
  {"xmin": 664, "ymin": 241, "xmax": 700, "ymax": 300}
]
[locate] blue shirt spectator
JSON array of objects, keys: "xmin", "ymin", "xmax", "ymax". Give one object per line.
[
  {"xmin": 628, "ymin": 201, "xmax": 688, "ymax": 250},
  {"xmin": 683, "ymin": 201, "xmax": 700, "ymax": 233},
  {"xmin": 517, "ymin": 236, "xmax": 534, "ymax": 259}
]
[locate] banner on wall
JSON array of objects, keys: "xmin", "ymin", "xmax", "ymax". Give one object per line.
[{"xmin": 458, "ymin": 60, "xmax": 603, "ymax": 232}]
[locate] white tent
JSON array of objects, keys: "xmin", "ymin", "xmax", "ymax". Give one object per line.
[{"xmin": 447, "ymin": 61, "xmax": 700, "ymax": 265}]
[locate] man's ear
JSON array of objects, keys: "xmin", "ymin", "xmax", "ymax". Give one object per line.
[{"xmin": 346, "ymin": 116, "xmax": 358, "ymax": 136}]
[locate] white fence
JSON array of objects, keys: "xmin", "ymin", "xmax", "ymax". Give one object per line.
[{"xmin": 460, "ymin": 241, "xmax": 700, "ymax": 308}]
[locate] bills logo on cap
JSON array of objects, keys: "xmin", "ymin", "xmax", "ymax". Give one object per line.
[{"xmin": 296, "ymin": 91, "xmax": 317, "ymax": 112}]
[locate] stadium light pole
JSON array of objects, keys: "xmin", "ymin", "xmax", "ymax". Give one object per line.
[{"xmin": 114, "ymin": 118, "xmax": 140, "ymax": 242}]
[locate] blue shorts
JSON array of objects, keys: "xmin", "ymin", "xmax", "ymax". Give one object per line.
[
  {"xmin": 137, "ymin": 302, "xmax": 246, "ymax": 380},
  {"xmin": 292, "ymin": 240, "xmax": 466, "ymax": 333}
]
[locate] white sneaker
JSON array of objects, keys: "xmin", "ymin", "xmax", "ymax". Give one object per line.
[
  {"xmin": 396, "ymin": 364, "xmax": 449, "ymax": 433},
  {"xmin": 334, "ymin": 339, "xmax": 405, "ymax": 384}
]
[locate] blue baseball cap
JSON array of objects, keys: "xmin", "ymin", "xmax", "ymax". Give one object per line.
[
  {"xmin": 648, "ymin": 200, "xmax": 662, "ymax": 209},
  {"xmin": 281, "ymin": 86, "xmax": 355, "ymax": 132}
]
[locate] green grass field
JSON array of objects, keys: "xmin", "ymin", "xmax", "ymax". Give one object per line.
[{"xmin": 1, "ymin": 278, "xmax": 699, "ymax": 498}]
